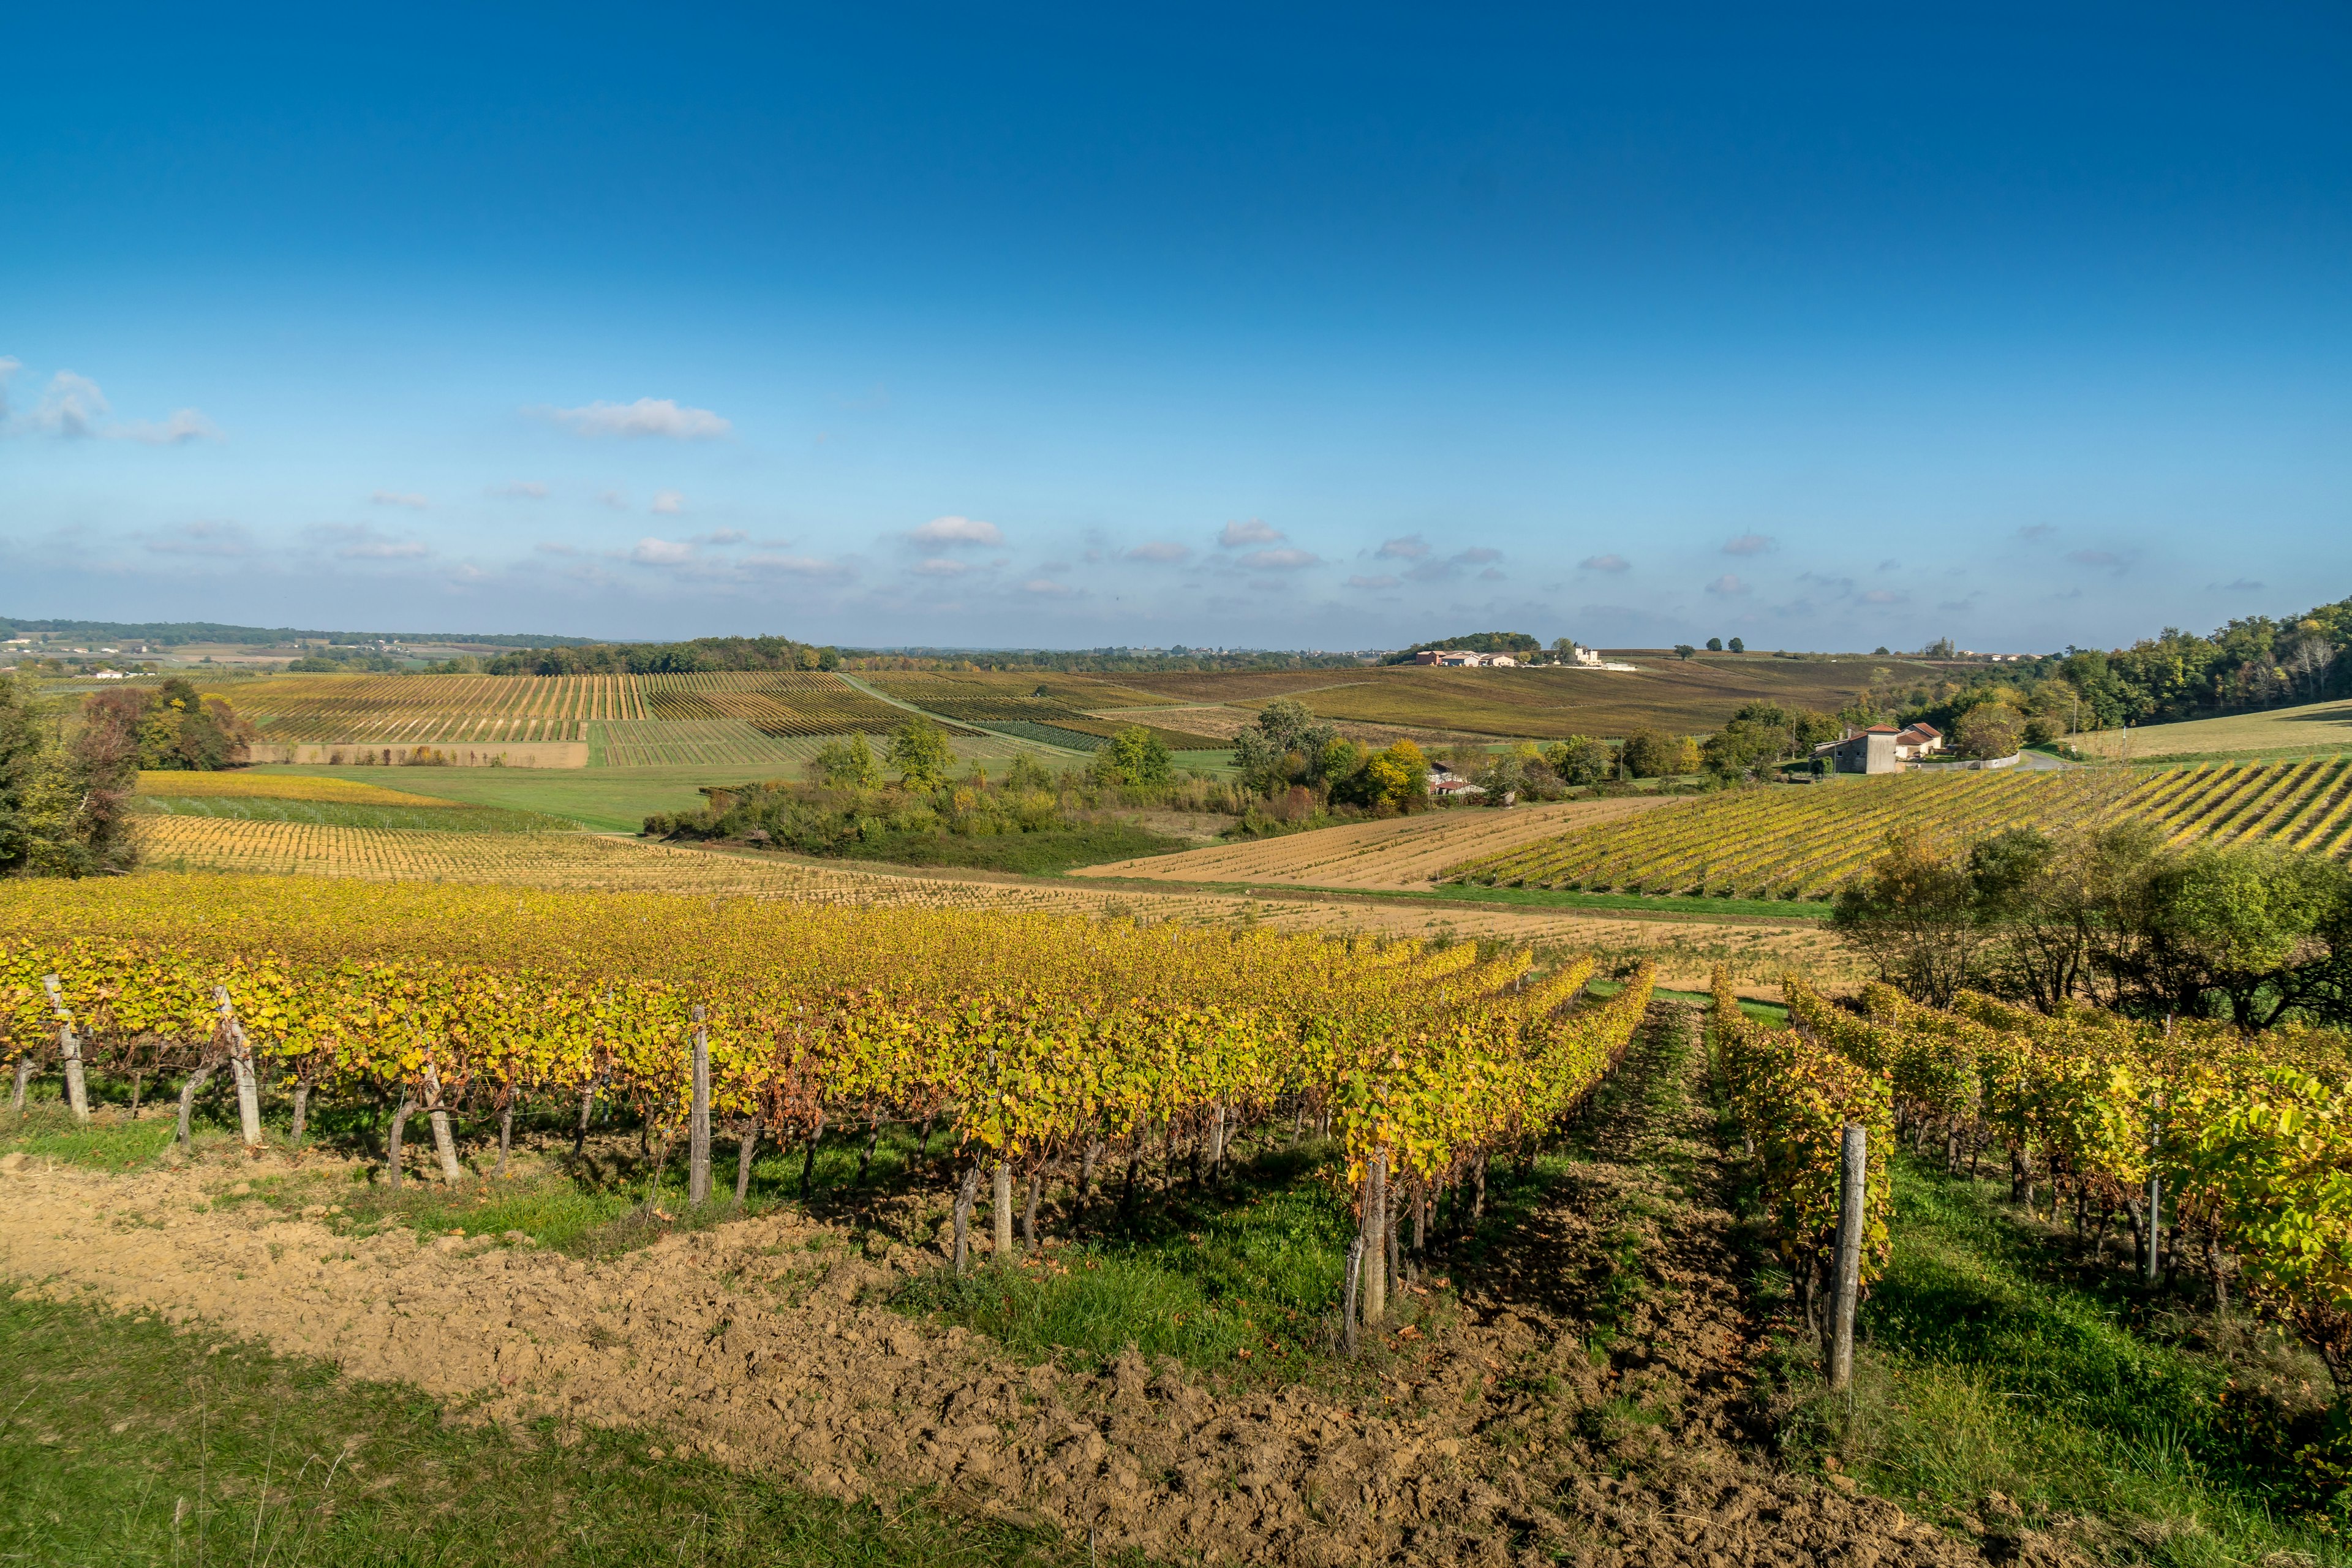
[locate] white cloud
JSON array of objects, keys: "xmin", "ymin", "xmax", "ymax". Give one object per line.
[
  {"xmin": 1242, "ymin": 547, "xmax": 1318, "ymax": 571},
  {"xmin": 341, "ymin": 538, "xmax": 431, "ymax": 560},
  {"xmin": 144, "ymin": 520, "xmax": 251, "ymax": 557},
  {"xmin": 535, "ymin": 541, "xmax": 582, "ymax": 556},
  {"xmin": 1021, "ymin": 578, "xmax": 1076, "ymax": 597},
  {"xmin": 742, "ymin": 554, "xmax": 846, "ymax": 578},
  {"xmin": 1219, "ymin": 519, "xmax": 1282, "ymax": 548},
  {"xmin": 912, "ymin": 557, "xmax": 973, "ymax": 576},
  {"xmin": 371, "ymin": 490, "xmax": 431, "ymax": 510},
  {"xmin": 1454, "ymin": 546, "xmax": 1502, "ymax": 564},
  {"xmin": 1580, "ymin": 553, "xmax": 1630, "ymax": 573},
  {"xmin": 912, "ymin": 514, "xmax": 1005, "ymax": 546},
  {"xmin": 650, "ymin": 490, "xmax": 685, "ymax": 515},
  {"xmin": 489, "ymin": 481, "xmax": 549, "ymax": 499},
  {"xmin": 631, "ymin": 537, "xmax": 695, "ymax": 565},
  {"xmin": 1346, "ymin": 573, "xmax": 1401, "ymax": 590},
  {"xmin": 115, "ymin": 409, "xmax": 221, "ymax": 445},
  {"xmin": 1704, "ymin": 573, "xmax": 1750, "ymax": 597},
  {"xmin": 528, "ymin": 398, "xmax": 732, "ymax": 440},
  {"xmin": 31, "ymin": 372, "xmax": 110, "ymax": 438},
  {"xmin": 695, "ymin": 528, "xmax": 747, "ymax": 545},
  {"xmin": 1722, "ymin": 533, "xmax": 1776, "ymax": 557},
  {"xmin": 1375, "ymin": 535, "xmax": 1430, "ymax": 560},
  {"xmin": 1126, "ymin": 541, "xmax": 1191, "ymax": 564}
]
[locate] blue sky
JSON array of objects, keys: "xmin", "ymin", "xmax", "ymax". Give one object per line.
[{"xmin": 3, "ymin": 3, "xmax": 2346, "ymax": 650}]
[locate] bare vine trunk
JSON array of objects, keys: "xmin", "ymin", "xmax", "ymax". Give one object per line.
[
  {"xmin": 951, "ymin": 1157, "xmax": 981, "ymax": 1273},
  {"xmin": 993, "ymin": 1158, "xmax": 1015, "ymax": 1258},
  {"xmin": 799, "ymin": 1106, "xmax": 827, "ymax": 1199},
  {"xmin": 423, "ymin": 1065, "xmax": 464, "ymax": 1183},
  {"xmin": 175, "ymin": 1064, "xmax": 218, "ymax": 1150},
  {"xmin": 290, "ymin": 1077, "xmax": 314, "ymax": 1151},
  {"xmin": 386, "ymin": 1090, "xmax": 416, "ymax": 1190},
  {"xmin": 734, "ymin": 1119, "xmax": 759, "ymax": 1204},
  {"xmin": 12, "ymin": 1056, "xmax": 36, "ymax": 1114},
  {"xmin": 1361, "ymin": 1148, "xmax": 1388, "ymax": 1324},
  {"xmin": 495, "ymin": 1101, "xmax": 514, "ymax": 1178}
]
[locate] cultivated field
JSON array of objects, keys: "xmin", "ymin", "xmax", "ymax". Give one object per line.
[
  {"xmin": 1073, "ymin": 796, "xmax": 1679, "ymax": 889},
  {"xmin": 859, "ymin": 673, "xmax": 1222, "ymax": 748},
  {"xmin": 2068, "ymin": 696, "xmax": 2352, "ymax": 760},
  {"xmin": 134, "ymin": 770, "xmax": 458, "ymax": 807},
  {"xmin": 127, "ymin": 818, "xmax": 1852, "ymax": 986},
  {"xmin": 1114, "ymin": 655, "xmax": 1921, "ymax": 740},
  {"xmin": 1450, "ymin": 757, "xmax": 2352, "ymax": 899}
]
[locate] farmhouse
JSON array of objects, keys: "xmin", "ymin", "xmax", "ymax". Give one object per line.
[
  {"xmin": 1893, "ymin": 723, "xmax": 1944, "ymax": 761},
  {"xmin": 1412, "ymin": 649, "xmax": 1518, "ymax": 668},
  {"xmin": 1814, "ymin": 726, "xmax": 1902, "ymax": 774}
]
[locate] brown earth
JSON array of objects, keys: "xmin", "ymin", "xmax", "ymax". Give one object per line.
[{"xmin": 0, "ymin": 1006, "xmax": 2046, "ymax": 1566}]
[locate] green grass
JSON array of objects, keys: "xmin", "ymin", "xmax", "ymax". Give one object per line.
[
  {"xmin": 893, "ymin": 1140, "xmax": 1367, "ymax": 1376},
  {"xmin": 134, "ymin": 796, "xmax": 568, "ymax": 832},
  {"xmin": 244, "ymin": 763, "xmax": 795, "ymax": 832},
  {"xmin": 1769, "ymin": 1154, "xmax": 2350, "ymax": 1562},
  {"xmin": 0, "ymin": 1291, "xmax": 1094, "ymax": 1568},
  {"xmin": 821, "ymin": 821, "xmax": 1188, "ymax": 876}
]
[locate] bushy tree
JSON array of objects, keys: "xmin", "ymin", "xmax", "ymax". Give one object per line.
[
  {"xmin": 1952, "ymin": 702, "xmax": 2024, "ymax": 760},
  {"xmin": 1231, "ymin": 697, "xmax": 1338, "ymax": 796},
  {"xmin": 1617, "ymin": 729, "xmax": 1678, "ymax": 778},
  {"xmin": 1728, "ymin": 636, "xmax": 1746, "ymax": 653},
  {"xmin": 1542, "ymin": 736, "xmax": 1613, "ymax": 786},
  {"xmin": 0, "ymin": 677, "xmax": 139, "ymax": 878},
  {"xmin": 811, "ymin": 731, "xmax": 881, "ymax": 788},
  {"xmin": 1706, "ymin": 637, "xmax": 1724, "ymax": 652},
  {"xmin": 1090, "ymin": 725, "xmax": 1172, "ymax": 788},
  {"xmin": 887, "ymin": 717, "xmax": 956, "ymax": 788}
]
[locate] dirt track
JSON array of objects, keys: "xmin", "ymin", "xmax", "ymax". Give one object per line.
[{"xmin": 0, "ymin": 1009, "xmax": 2045, "ymax": 1565}]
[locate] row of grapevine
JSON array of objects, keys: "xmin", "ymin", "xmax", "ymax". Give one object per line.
[
  {"xmin": 1738, "ymin": 970, "xmax": 2352, "ymax": 1400},
  {"xmin": 1451, "ymin": 760, "xmax": 2352, "ymax": 900},
  {"xmin": 238, "ymin": 674, "xmax": 649, "ymax": 744},
  {"xmin": 0, "ymin": 877, "xmax": 1654, "ymax": 1311},
  {"xmin": 634, "ymin": 673, "xmax": 918, "ymax": 736}
]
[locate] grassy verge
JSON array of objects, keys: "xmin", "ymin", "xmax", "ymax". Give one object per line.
[
  {"xmin": 0, "ymin": 1291, "xmax": 1090, "ymax": 1568},
  {"xmin": 1763, "ymin": 1153, "xmax": 2349, "ymax": 1562},
  {"xmin": 134, "ymin": 796, "xmax": 570, "ymax": 832},
  {"xmin": 893, "ymin": 1139, "xmax": 1369, "ymax": 1378}
]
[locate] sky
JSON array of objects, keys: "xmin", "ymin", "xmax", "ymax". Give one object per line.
[{"xmin": 2, "ymin": 3, "xmax": 2347, "ymax": 652}]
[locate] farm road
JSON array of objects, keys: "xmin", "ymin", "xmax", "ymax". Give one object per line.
[{"xmin": 0, "ymin": 1016, "xmax": 2044, "ymax": 1565}]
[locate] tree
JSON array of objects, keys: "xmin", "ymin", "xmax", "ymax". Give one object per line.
[
  {"xmin": 811, "ymin": 731, "xmax": 881, "ymax": 788},
  {"xmin": 1728, "ymin": 636, "xmax": 1746, "ymax": 654},
  {"xmin": 1550, "ymin": 636, "xmax": 1576, "ymax": 664},
  {"xmin": 0, "ymin": 678, "xmax": 140, "ymax": 878},
  {"xmin": 1090, "ymin": 725, "xmax": 1173, "ymax": 788},
  {"xmin": 1673, "ymin": 644, "xmax": 1697, "ymax": 662},
  {"xmin": 1542, "ymin": 736, "xmax": 1613, "ymax": 786},
  {"xmin": 1232, "ymin": 697, "xmax": 1337, "ymax": 795},
  {"xmin": 1617, "ymin": 729, "xmax": 1678, "ymax": 778},
  {"xmin": 1359, "ymin": 741, "xmax": 1429, "ymax": 811},
  {"xmin": 887, "ymin": 717, "xmax": 956, "ymax": 788},
  {"xmin": 1831, "ymin": 831, "xmax": 1988, "ymax": 1006},
  {"xmin": 1953, "ymin": 703, "xmax": 2024, "ymax": 760},
  {"xmin": 1706, "ymin": 638, "xmax": 1724, "ymax": 652}
]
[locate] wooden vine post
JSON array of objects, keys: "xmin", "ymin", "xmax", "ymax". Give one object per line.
[
  {"xmin": 993, "ymin": 1157, "xmax": 1016, "ymax": 1258},
  {"xmin": 1826, "ymin": 1121, "xmax": 1866, "ymax": 1392},
  {"xmin": 211, "ymin": 987, "xmax": 266, "ymax": 1148},
  {"xmin": 687, "ymin": 1005, "xmax": 712, "ymax": 1207},
  {"xmin": 41, "ymin": 975, "xmax": 91, "ymax": 1125},
  {"xmin": 1360, "ymin": 1147, "xmax": 1389, "ymax": 1325}
]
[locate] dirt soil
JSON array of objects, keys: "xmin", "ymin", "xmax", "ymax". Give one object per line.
[{"xmin": 0, "ymin": 1008, "xmax": 2045, "ymax": 1566}]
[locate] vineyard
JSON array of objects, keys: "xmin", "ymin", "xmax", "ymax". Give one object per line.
[
  {"xmin": 1, "ymin": 877, "xmax": 1653, "ymax": 1316},
  {"xmin": 860, "ymin": 674, "xmax": 1222, "ymax": 750},
  {"xmin": 1711, "ymin": 968, "xmax": 2352, "ymax": 1415},
  {"xmin": 1450, "ymin": 758, "xmax": 2352, "ymax": 900},
  {"xmin": 233, "ymin": 674, "xmax": 646, "ymax": 744}
]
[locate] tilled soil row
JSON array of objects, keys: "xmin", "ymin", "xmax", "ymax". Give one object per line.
[{"xmin": 0, "ymin": 1008, "xmax": 2033, "ymax": 1565}]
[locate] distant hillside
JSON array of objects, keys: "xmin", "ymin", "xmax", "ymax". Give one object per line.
[{"xmin": 0, "ymin": 617, "xmax": 598, "ymax": 649}]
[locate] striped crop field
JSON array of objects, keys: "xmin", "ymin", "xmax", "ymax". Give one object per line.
[
  {"xmin": 128, "ymin": 817, "xmax": 1855, "ymax": 984},
  {"xmin": 1446, "ymin": 758, "xmax": 2352, "ymax": 900},
  {"xmin": 862, "ymin": 673, "xmax": 1222, "ymax": 748},
  {"xmin": 233, "ymin": 674, "xmax": 646, "ymax": 744},
  {"xmin": 633, "ymin": 671, "xmax": 920, "ymax": 736}
]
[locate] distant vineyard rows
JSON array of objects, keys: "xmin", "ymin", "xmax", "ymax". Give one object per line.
[{"xmin": 1447, "ymin": 758, "xmax": 2352, "ymax": 901}]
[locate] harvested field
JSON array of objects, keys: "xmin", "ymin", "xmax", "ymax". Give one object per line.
[
  {"xmin": 129, "ymin": 819, "xmax": 1856, "ymax": 988},
  {"xmin": 0, "ymin": 1006, "xmax": 2010, "ymax": 1566},
  {"xmin": 1073, "ymin": 797, "xmax": 1679, "ymax": 889},
  {"xmin": 2068, "ymin": 695, "xmax": 2352, "ymax": 760}
]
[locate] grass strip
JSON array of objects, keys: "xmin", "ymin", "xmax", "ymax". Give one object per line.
[
  {"xmin": 1771, "ymin": 1154, "xmax": 2349, "ymax": 1563},
  {"xmin": 0, "ymin": 1291, "xmax": 1093, "ymax": 1568}
]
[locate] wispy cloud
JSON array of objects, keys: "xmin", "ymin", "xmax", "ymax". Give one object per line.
[
  {"xmin": 6, "ymin": 367, "xmax": 220, "ymax": 444},
  {"xmin": 371, "ymin": 490, "xmax": 431, "ymax": 510},
  {"xmin": 650, "ymin": 490, "xmax": 685, "ymax": 515},
  {"xmin": 1721, "ymin": 533, "xmax": 1775, "ymax": 557},
  {"xmin": 1020, "ymin": 578, "xmax": 1076, "ymax": 597},
  {"xmin": 1704, "ymin": 573, "xmax": 1749, "ymax": 597},
  {"xmin": 1374, "ymin": 535, "xmax": 1429, "ymax": 560},
  {"xmin": 1218, "ymin": 519, "xmax": 1281, "ymax": 548},
  {"xmin": 598, "ymin": 489, "xmax": 629, "ymax": 510},
  {"xmin": 489, "ymin": 481, "xmax": 549, "ymax": 499},
  {"xmin": 1242, "ymin": 547, "xmax": 1318, "ymax": 571},
  {"xmin": 115, "ymin": 409, "xmax": 221, "ymax": 445},
  {"xmin": 2065, "ymin": 549, "xmax": 2124, "ymax": 569},
  {"xmin": 2017, "ymin": 524, "xmax": 2059, "ymax": 542},
  {"xmin": 741, "ymin": 554, "xmax": 846, "ymax": 578},
  {"xmin": 912, "ymin": 514, "xmax": 1005, "ymax": 547},
  {"xmin": 911, "ymin": 557, "xmax": 973, "ymax": 576},
  {"xmin": 143, "ymin": 520, "xmax": 251, "ymax": 557},
  {"xmin": 1125, "ymin": 541, "xmax": 1191, "ymax": 564},
  {"xmin": 631, "ymin": 537, "xmax": 694, "ymax": 565},
  {"xmin": 527, "ymin": 398, "xmax": 731, "ymax": 439},
  {"xmin": 1345, "ymin": 573, "xmax": 1400, "ymax": 590},
  {"xmin": 695, "ymin": 529, "xmax": 747, "ymax": 545},
  {"xmin": 1579, "ymin": 553, "xmax": 1630, "ymax": 573}
]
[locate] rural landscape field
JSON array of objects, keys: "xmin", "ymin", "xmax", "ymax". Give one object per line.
[{"xmin": 9, "ymin": 11, "xmax": 2352, "ymax": 1567}]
